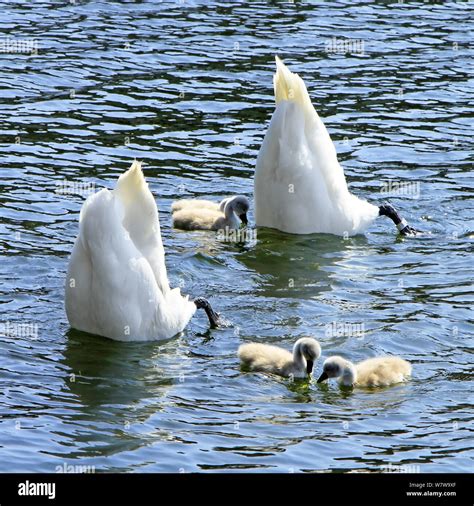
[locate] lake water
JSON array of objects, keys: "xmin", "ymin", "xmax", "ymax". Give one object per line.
[{"xmin": 0, "ymin": 0, "xmax": 473, "ymax": 473}]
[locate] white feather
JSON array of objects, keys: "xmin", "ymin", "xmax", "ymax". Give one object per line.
[
  {"xmin": 65, "ymin": 161, "xmax": 196, "ymax": 341},
  {"xmin": 255, "ymin": 56, "xmax": 379, "ymax": 236}
]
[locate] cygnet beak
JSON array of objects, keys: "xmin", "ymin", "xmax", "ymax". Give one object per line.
[
  {"xmin": 239, "ymin": 213, "xmax": 248, "ymax": 226},
  {"xmin": 306, "ymin": 359, "xmax": 314, "ymax": 375},
  {"xmin": 317, "ymin": 371, "xmax": 329, "ymax": 383}
]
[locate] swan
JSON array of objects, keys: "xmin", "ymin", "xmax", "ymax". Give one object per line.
[
  {"xmin": 254, "ymin": 56, "xmax": 417, "ymax": 236},
  {"xmin": 317, "ymin": 355, "xmax": 412, "ymax": 387},
  {"xmin": 65, "ymin": 160, "xmax": 221, "ymax": 341},
  {"xmin": 172, "ymin": 195, "xmax": 249, "ymax": 231},
  {"xmin": 238, "ymin": 337, "xmax": 321, "ymax": 378}
]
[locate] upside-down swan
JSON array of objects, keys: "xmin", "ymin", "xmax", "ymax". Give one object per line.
[
  {"xmin": 65, "ymin": 160, "xmax": 220, "ymax": 341},
  {"xmin": 254, "ymin": 56, "xmax": 417, "ymax": 236}
]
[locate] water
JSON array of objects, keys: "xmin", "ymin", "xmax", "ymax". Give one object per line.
[{"xmin": 1, "ymin": 0, "xmax": 473, "ymax": 473}]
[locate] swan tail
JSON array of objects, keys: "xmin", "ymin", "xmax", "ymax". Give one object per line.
[
  {"xmin": 117, "ymin": 159, "xmax": 147, "ymax": 198},
  {"xmin": 114, "ymin": 160, "xmax": 170, "ymax": 296},
  {"xmin": 273, "ymin": 55, "xmax": 312, "ymax": 111}
]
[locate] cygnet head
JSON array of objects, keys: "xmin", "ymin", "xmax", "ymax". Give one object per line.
[
  {"xmin": 317, "ymin": 356, "xmax": 352, "ymax": 384},
  {"xmin": 219, "ymin": 197, "xmax": 232, "ymax": 212},
  {"xmin": 223, "ymin": 196, "xmax": 249, "ymax": 225},
  {"xmin": 294, "ymin": 337, "xmax": 321, "ymax": 375}
]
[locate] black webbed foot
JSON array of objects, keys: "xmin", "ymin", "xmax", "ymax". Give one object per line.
[
  {"xmin": 399, "ymin": 224, "xmax": 418, "ymax": 236},
  {"xmin": 379, "ymin": 203, "xmax": 419, "ymax": 236},
  {"xmin": 193, "ymin": 297, "xmax": 222, "ymax": 328}
]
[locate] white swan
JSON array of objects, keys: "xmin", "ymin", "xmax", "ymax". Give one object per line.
[
  {"xmin": 65, "ymin": 160, "xmax": 220, "ymax": 341},
  {"xmin": 172, "ymin": 195, "xmax": 249, "ymax": 231},
  {"xmin": 254, "ymin": 56, "xmax": 417, "ymax": 236},
  {"xmin": 238, "ymin": 337, "xmax": 321, "ymax": 378},
  {"xmin": 317, "ymin": 355, "xmax": 412, "ymax": 388}
]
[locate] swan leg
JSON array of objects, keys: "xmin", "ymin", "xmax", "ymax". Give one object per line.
[
  {"xmin": 378, "ymin": 203, "xmax": 418, "ymax": 236},
  {"xmin": 193, "ymin": 297, "xmax": 221, "ymax": 328}
]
